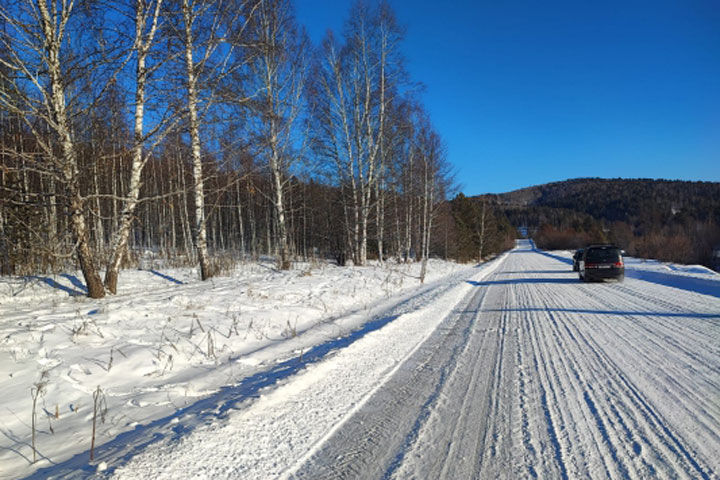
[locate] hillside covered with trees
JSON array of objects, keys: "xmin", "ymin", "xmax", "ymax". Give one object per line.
[{"xmin": 481, "ymin": 178, "xmax": 720, "ymax": 267}]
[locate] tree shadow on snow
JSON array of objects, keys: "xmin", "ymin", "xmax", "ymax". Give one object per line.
[
  {"xmin": 26, "ymin": 276, "xmax": 86, "ymax": 297},
  {"xmin": 625, "ymin": 269, "xmax": 720, "ymax": 299},
  {"xmin": 499, "ymin": 270, "xmax": 571, "ymax": 275},
  {"xmin": 147, "ymin": 269, "xmax": 184, "ymax": 285},
  {"xmin": 23, "ymin": 309, "xmax": 403, "ymax": 479},
  {"xmin": 0, "ymin": 425, "xmax": 53, "ymax": 467},
  {"xmin": 533, "ymin": 249, "xmax": 573, "ymax": 266},
  {"xmin": 467, "ymin": 277, "xmax": 580, "ymax": 287},
  {"xmin": 482, "ymin": 307, "xmax": 720, "ymax": 321},
  {"xmin": 60, "ymin": 274, "xmax": 88, "ymax": 293}
]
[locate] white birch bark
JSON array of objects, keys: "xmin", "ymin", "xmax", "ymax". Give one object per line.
[
  {"xmin": 37, "ymin": 0, "xmax": 105, "ymax": 298},
  {"xmin": 253, "ymin": 0, "xmax": 304, "ymax": 270},
  {"xmin": 419, "ymin": 152, "xmax": 430, "ymax": 283},
  {"xmin": 105, "ymin": 0, "xmax": 164, "ymax": 293},
  {"xmin": 182, "ymin": 0, "xmax": 212, "ymax": 280}
]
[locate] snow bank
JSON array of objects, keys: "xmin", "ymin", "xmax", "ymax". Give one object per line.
[{"xmin": 0, "ymin": 258, "xmax": 468, "ymax": 480}]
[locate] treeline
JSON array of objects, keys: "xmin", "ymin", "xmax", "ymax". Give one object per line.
[
  {"xmin": 450, "ymin": 194, "xmax": 516, "ymax": 262},
  {"xmin": 496, "ymin": 178, "xmax": 720, "ymax": 266},
  {"xmin": 0, "ymin": 0, "xmax": 514, "ymax": 298}
]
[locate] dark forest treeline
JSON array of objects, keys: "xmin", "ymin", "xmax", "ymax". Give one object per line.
[
  {"xmin": 0, "ymin": 0, "xmax": 514, "ymax": 297},
  {"xmin": 488, "ymin": 178, "xmax": 720, "ymax": 267},
  {"xmin": 449, "ymin": 194, "xmax": 516, "ymax": 263}
]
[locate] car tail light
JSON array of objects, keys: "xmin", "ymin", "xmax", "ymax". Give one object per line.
[
  {"xmin": 615, "ymin": 261, "xmax": 624, "ymax": 267},
  {"xmin": 586, "ymin": 263, "xmax": 597, "ymax": 269}
]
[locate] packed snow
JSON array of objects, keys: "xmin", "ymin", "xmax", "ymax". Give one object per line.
[{"xmin": 2, "ymin": 242, "xmax": 719, "ymax": 479}]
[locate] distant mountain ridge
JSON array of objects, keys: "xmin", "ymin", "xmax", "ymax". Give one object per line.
[
  {"xmin": 471, "ymin": 178, "xmax": 720, "ymax": 267},
  {"xmin": 476, "ymin": 178, "xmax": 720, "ymax": 225}
]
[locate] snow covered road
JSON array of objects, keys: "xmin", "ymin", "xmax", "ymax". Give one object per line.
[
  {"xmin": 386, "ymin": 244, "xmax": 720, "ymax": 479},
  {"xmin": 104, "ymin": 240, "xmax": 720, "ymax": 480}
]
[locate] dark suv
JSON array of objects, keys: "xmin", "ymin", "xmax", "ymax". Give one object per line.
[{"xmin": 579, "ymin": 245, "xmax": 624, "ymax": 282}]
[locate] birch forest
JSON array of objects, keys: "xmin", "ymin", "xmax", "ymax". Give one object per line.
[{"xmin": 0, "ymin": 0, "xmax": 514, "ymax": 298}]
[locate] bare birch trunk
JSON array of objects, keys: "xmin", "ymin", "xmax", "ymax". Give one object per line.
[
  {"xmin": 376, "ymin": 175, "xmax": 385, "ymax": 264},
  {"xmin": 47, "ymin": 174, "xmax": 57, "ymax": 248},
  {"xmin": 105, "ymin": 0, "xmax": 164, "ymax": 293},
  {"xmin": 270, "ymin": 152, "xmax": 291, "ymax": 269},
  {"xmin": 393, "ymin": 192, "xmax": 402, "ymax": 261},
  {"xmin": 236, "ymin": 181, "xmax": 245, "ymax": 256},
  {"xmin": 37, "ymin": 1, "xmax": 105, "ymax": 298},
  {"xmin": 263, "ymin": 45, "xmax": 291, "ymax": 268},
  {"xmin": 0, "ymin": 201, "xmax": 10, "ymax": 275},
  {"xmin": 92, "ymin": 161, "xmax": 104, "ymax": 252},
  {"xmin": 265, "ymin": 206, "xmax": 272, "ymax": 256},
  {"xmin": 257, "ymin": 1, "xmax": 294, "ymax": 270},
  {"xmin": 182, "ymin": 0, "xmax": 212, "ymax": 280},
  {"xmin": 248, "ymin": 184, "xmax": 257, "ymax": 259},
  {"xmin": 176, "ymin": 152, "xmax": 192, "ymax": 257},
  {"xmin": 419, "ymin": 159, "xmax": 430, "ymax": 283}
]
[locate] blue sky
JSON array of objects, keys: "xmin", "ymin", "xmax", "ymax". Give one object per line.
[{"xmin": 295, "ymin": 0, "xmax": 720, "ymax": 195}]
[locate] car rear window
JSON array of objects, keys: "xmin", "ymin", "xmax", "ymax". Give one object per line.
[{"xmin": 586, "ymin": 248, "xmax": 621, "ymax": 262}]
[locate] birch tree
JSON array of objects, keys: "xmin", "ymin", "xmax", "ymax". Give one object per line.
[
  {"xmin": 104, "ymin": 0, "xmax": 167, "ymax": 294},
  {"xmin": 0, "ymin": 1, "xmax": 126, "ymax": 297},
  {"xmin": 179, "ymin": 0, "xmax": 212, "ymax": 279},
  {"xmin": 415, "ymin": 116, "xmax": 452, "ymax": 283},
  {"xmin": 247, "ymin": 0, "xmax": 308, "ymax": 269},
  {"xmin": 309, "ymin": 1, "xmax": 404, "ymax": 265},
  {"xmin": 373, "ymin": 2, "xmax": 405, "ymax": 264},
  {"xmin": 171, "ymin": 0, "xmax": 253, "ymax": 279}
]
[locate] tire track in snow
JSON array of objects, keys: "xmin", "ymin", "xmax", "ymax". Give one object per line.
[
  {"xmin": 476, "ymin": 283, "xmax": 517, "ymax": 478},
  {"xmin": 521, "ymin": 280, "xmax": 573, "ymax": 479},
  {"xmin": 584, "ymin": 301, "xmax": 720, "ymax": 440},
  {"xmin": 395, "ymin": 245, "xmax": 717, "ymax": 479},
  {"xmin": 561, "ymin": 279, "xmax": 720, "ymax": 475},
  {"xmin": 504, "ymin": 253, "xmax": 602, "ymax": 478},
  {"xmin": 514, "ymin": 303, "xmax": 540, "ymax": 479},
  {"xmin": 579, "ymin": 282, "xmax": 720, "ymax": 377},
  {"xmin": 548, "ymin": 302, "xmax": 681, "ymax": 478},
  {"xmin": 522, "ymin": 281, "xmax": 616, "ymax": 478},
  {"xmin": 565, "ymin": 314, "xmax": 714, "ymax": 479},
  {"xmin": 531, "ymin": 278, "xmax": 649, "ymax": 478},
  {"xmin": 535, "ymin": 268, "xmax": 718, "ymax": 478},
  {"xmin": 288, "ymin": 275, "xmax": 494, "ymax": 479},
  {"xmin": 430, "ymin": 276, "xmax": 511, "ymax": 480},
  {"xmin": 384, "ymin": 245, "xmax": 719, "ymax": 479}
]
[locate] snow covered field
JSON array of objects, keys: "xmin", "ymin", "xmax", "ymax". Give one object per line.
[
  {"xmin": 2, "ymin": 241, "xmax": 719, "ymax": 479},
  {"xmin": 1, "ymin": 258, "xmax": 470, "ymax": 479}
]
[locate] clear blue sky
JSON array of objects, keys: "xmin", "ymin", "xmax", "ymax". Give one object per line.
[{"xmin": 295, "ymin": 0, "xmax": 720, "ymax": 195}]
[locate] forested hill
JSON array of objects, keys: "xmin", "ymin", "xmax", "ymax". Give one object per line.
[
  {"xmin": 475, "ymin": 178, "xmax": 720, "ymax": 267},
  {"xmin": 490, "ymin": 178, "xmax": 720, "ymax": 224}
]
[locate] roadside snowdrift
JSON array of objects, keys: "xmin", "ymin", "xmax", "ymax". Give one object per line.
[{"xmin": 0, "ymin": 259, "xmax": 469, "ymax": 479}]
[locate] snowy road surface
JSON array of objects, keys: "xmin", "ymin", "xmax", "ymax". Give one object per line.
[{"xmin": 94, "ymin": 242, "xmax": 720, "ymax": 478}]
